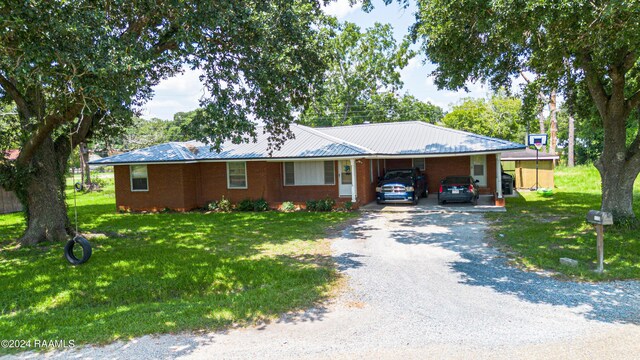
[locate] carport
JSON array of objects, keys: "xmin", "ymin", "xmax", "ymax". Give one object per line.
[{"xmin": 319, "ymin": 122, "xmax": 524, "ymax": 208}]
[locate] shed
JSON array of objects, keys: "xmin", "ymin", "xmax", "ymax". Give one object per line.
[
  {"xmin": 1, "ymin": 150, "xmax": 23, "ymax": 214},
  {"xmin": 501, "ymin": 148, "xmax": 559, "ymax": 189}
]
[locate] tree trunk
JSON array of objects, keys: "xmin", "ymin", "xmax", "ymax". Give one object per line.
[
  {"xmin": 568, "ymin": 112, "xmax": 575, "ymax": 167},
  {"xmin": 595, "ymin": 109, "xmax": 640, "ymax": 220},
  {"xmin": 597, "ymin": 161, "xmax": 639, "ymax": 220},
  {"xmin": 79, "ymin": 142, "xmax": 91, "ymax": 186},
  {"xmin": 549, "ymin": 90, "xmax": 558, "ymax": 156},
  {"xmin": 17, "ymin": 137, "xmax": 72, "ymax": 245}
]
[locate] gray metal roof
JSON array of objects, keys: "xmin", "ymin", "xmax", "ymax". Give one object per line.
[
  {"xmin": 316, "ymin": 121, "xmax": 525, "ymax": 155},
  {"xmin": 90, "ymin": 124, "xmax": 369, "ymax": 165},
  {"xmin": 91, "ymin": 121, "xmax": 525, "ymax": 165}
]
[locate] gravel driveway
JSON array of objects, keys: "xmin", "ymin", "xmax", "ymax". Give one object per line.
[{"xmin": 7, "ymin": 211, "xmax": 640, "ymax": 359}]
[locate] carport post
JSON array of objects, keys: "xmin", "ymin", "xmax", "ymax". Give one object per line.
[
  {"xmin": 350, "ymin": 158, "xmax": 357, "ymax": 203},
  {"xmin": 496, "ymin": 153, "xmax": 503, "ymax": 198}
]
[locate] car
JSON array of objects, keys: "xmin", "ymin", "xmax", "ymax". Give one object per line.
[
  {"xmin": 438, "ymin": 175, "xmax": 480, "ymax": 205},
  {"xmin": 375, "ymin": 168, "xmax": 427, "ymax": 205}
]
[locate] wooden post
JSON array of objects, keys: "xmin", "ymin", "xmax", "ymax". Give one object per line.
[{"xmin": 595, "ymin": 224, "xmax": 604, "ymax": 273}]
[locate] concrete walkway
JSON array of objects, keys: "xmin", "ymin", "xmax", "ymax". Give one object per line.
[{"xmin": 360, "ymin": 194, "xmax": 506, "ymax": 213}]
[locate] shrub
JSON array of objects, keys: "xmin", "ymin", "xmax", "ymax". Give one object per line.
[
  {"xmin": 305, "ymin": 199, "xmax": 318, "ymax": 211},
  {"xmin": 280, "ymin": 201, "xmax": 296, "ymax": 212},
  {"xmin": 237, "ymin": 198, "xmax": 254, "ymax": 212},
  {"xmin": 218, "ymin": 196, "xmax": 232, "ymax": 212},
  {"xmin": 206, "ymin": 200, "xmax": 219, "ymax": 211},
  {"xmin": 343, "ymin": 201, "xmax": 354, "ymax": 211},
  {"xmin": 253, "ymin": 198, "xmax": 269, "ymax": 212},
  {"xmin": 315, "ymin": 198, "xmax": 335, "ymax": 212},
  {"xmin": 91, "ymin": 177, "xmax": 108, "ymax": 189}
]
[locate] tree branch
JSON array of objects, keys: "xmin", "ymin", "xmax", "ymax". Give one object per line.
[
  {"xmin": 0, "ymin": 73, "xmax": 29, "ymax": 113},
  {"xmin": 579, "ymin": 52, "xmax": 609, "ymax": 118},
  {"xmin": 627, "ymin": 90, "xmax": 640, "ymax": 110},
  {"xmin": 622, "ymin": 51, "xmax": 637, "ymax": 73},
  {"xmin": 16, "ymin": 102, "xmax": 84, "ymax": 165}
]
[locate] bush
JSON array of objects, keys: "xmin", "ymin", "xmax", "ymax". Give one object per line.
[
  {"xmin": 305, "ymin": 199, "xmax": 318, "ymax": 211},
  {"xmin": 218, "ymin": 196, "xmax": 232, "ymax": 212},
  {"xmin": 253, "ymin": 198, "xmax": 269, "ymax": 212},
  {"xmin": 317, "ymin": 198, "xmax": 335, "ymax": 212},
  {"xmin": 206, "ymin": 200, "xmax": 219, "ymax": 211},
  {"xmin": 343, "ymin": 201, "xmax": 354, "ymax": 211},
  {"xmin": 91, "ymin": 177, "xmax": 108, "ymax": 189},
  {"xmin": 237, "ymin": 198, "xmax": 254, "ymax": 212},
  {"xmin": 280, "ymin": 201, "xmax": 296, "ymax": 212}
]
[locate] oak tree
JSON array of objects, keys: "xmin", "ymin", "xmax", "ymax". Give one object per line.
[
  {"xmin": 405, "ymin": 0, "xmax": 640, "ymax": 220},
  {"xmin": 0, "ymin": 1, "xmax": 327, "ymax": 244}
]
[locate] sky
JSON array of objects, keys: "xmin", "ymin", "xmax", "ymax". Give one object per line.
[{"xmin": 141, "ymin": 0, "xmax": 492, "ymax": 120}]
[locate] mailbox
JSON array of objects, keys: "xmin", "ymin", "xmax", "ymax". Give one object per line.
[{"xmin": 586, "ymin": 210, "xmax": 613, "ymax": 225}]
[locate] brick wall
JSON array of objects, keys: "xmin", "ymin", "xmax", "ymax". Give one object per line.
[
  {"xmin": 115, "ymin": 164, "xmax": 190, "ymax": 211},
  {"xmin": 113, "ymin": 155, "xmax": 500, "ymax": 211},
  {"xmin": 424, "ymin": 156, "xmax": 471, "ymax": 194}
]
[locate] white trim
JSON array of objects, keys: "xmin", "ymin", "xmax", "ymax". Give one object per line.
[
  {"xmin": 496, "ymin": 153, "xmax": 503, "ymax": 198},
  {"xmin": 226, "ymin": 161, "xmax": 248, "ymax": 189},
  {"xmin": 282, "ymin": 160, "xmax": 335, "ymax": 186},
  {"xmin": 129, "ymin": 165, "xmax": 149, "ymax": 192},
  {"xmin": 350, "ymin": 158, "xmax": 357, "ymax": 202},
  {"xmin": 370, "ymin": 159, "xmax": 373, "ymax": 183}
]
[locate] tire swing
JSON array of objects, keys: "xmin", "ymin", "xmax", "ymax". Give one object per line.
[{"xmin": 64, "ymin": 132, "xmax": 92, "ymax": 265}]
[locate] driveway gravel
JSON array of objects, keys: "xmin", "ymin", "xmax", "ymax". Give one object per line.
[{"xmin": 6, "ymin": 211, "xmax": 640, "ymax": 359}]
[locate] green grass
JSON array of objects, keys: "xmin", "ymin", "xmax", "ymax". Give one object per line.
[
  {"xmin": 488, "ymin": 165, "xmax": 640, "ymax": 281},
  {"xmin": 0, "ymin": 178, "xmax": 357, "ymax": 353}
]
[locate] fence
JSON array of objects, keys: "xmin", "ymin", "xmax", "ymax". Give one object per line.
[{"xmin": 0, "ymin": 188, "xmax": 22, "ymax": 214}]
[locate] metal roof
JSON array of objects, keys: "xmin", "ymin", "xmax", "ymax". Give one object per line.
[
  {"xmin": 91, "ymin": 121, "xmax": 526, "ymax": 165},
  {"xmin": 500, "ymin": 148, "xmax": 560, "ymax": 160},
  {"xmin": 90, "ymin": 124, "xmax": 369, "ymax": 165},
  {"xmin": 316, "ymin": 121, "xmax": 525, "ymax": 155}
]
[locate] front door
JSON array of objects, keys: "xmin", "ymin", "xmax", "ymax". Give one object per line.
[
  {"xmin": 470, "ymin": 155, "xmax": 487, "ymax": 187},
  {"xmin": 339, "ymin": 160, "xmax": 352, "ymax": 196}
]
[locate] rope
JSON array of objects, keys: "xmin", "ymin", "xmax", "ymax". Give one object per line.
[{"xmin": 70, "ymin": 128, "xmax": 79, "ymax": 236}]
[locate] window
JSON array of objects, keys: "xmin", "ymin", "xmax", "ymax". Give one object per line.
[
  {"xmin": 412, "ymin": 158, "xmax": 425, "ymax": 171},
  {"xmin": 130, "ymin": 165, "xmax": 148, "ymax": 191},
  {"xmin": 227, "ymin": 162, "xmax": 247, "ymax": 189},
  {"xmin": 283, "ymin": 161, "xmax": 334, "ymax": 186}
]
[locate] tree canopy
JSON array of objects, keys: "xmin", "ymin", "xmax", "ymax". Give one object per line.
[
  {"xmin": 0, "ymin": 1, "xmax": 329, "ymax": 243},
  {"xmin": 401, "ymin": 0, "xmax": 640, "ymax": 219},
  {"xmin": 298, "ymin": 20, "xmax": 442, "ymax": 126},
  {"xmin": 442, "ymin": 93, "xmax": 525, "ymax": 143}
]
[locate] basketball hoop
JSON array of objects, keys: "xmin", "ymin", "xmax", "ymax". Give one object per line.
[{"xmin": 534, "ymin": 141, "xmax": 543, "ymax": 150}]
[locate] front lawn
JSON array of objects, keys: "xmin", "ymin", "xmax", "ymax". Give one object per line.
[
  {"xmin": 0, "ymin": 179, "xmax": 356, "ymax": 354},
  {"xmin": 488, "ymin": 165, "xmax": 640, "ymax": 281}
]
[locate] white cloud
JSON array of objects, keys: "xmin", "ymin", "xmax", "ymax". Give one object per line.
[
  {"xmin": 323, "ymin": 0, "xmax": 361, "ymax": 19},
  {"xmin": 143, "ymin": 68, "xmax": 205, "ymax": 119}
]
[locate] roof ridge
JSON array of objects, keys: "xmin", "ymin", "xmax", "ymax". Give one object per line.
[
  {"xmin": 315, "ymin": 120, "xmax": 419, "ymax": 130},
  {"xmin": 417, "ymin": 122, "xmax": 524, "ymax": 147},
  {"xmin": 294, "ymin": 124, "xmax": 374, "ymax": 154}
]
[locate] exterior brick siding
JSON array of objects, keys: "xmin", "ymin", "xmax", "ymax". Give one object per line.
[{"xmin": 113, "ymin": 154, "xmax": 500, "ymax": 211}]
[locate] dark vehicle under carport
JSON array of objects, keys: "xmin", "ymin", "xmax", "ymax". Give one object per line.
[{"xmin": 438, "ymin": 176, "xmax": 480, "ymax": 205}]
